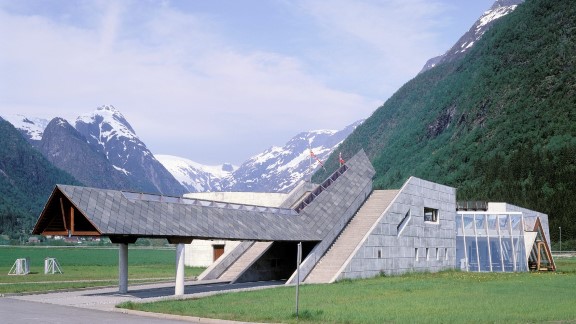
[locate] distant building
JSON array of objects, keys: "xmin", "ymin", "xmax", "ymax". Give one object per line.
[{"xmin": 27, "ymin": 236, "xmax": 41, "ymax": 244}]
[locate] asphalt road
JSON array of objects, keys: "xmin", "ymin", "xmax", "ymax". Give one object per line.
[
  {"xmin": 0, "ymin": 298, "xmax": 195, "ymax": 324},
  {"xmin": 1, "ymin": 280, "xmax": 285, "ymax": 323}
]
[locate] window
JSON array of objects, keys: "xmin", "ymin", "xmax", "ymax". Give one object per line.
[
  {"xmin": 426, "ymin": 248, "xmax": 430, "ymax": 261},
  {"xmin": 445, "ymin": 248, "xmax": 449, "ymax": 261},
  {"xmin": 415, "ymin": 248, "xmax": 419, "ymax": 261},
  {"xmin": 436, "ymin": 248, "xmax": 440, "ymax": 261},
  {"xmin": 424, "ymin": 207, "xmax": 439, "ymax": 223}
]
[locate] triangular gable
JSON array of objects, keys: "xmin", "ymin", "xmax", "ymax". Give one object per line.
[
  {"xmin": 527, "ymin": 217, "xmax": 556, "ymax": 271},
  {"xmin": 32, "ymin": 185, "xmax": 101, "ymax": 237}
]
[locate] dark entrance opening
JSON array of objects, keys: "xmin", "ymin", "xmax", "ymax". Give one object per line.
[{"xmin": 235, "ymin": 241, "xmax": 316, "ymax": 283}]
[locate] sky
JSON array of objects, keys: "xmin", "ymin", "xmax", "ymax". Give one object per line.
[{"xmin": 0, "ymin": 0, "xmax": 495, "ymax": 165}]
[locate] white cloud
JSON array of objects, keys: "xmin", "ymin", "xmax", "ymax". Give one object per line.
[
  {"xmin": 0, "ymin": 2, "xmax": 378, "ymax": 163},
  {"xmin": 0, "ymin": 0, "xmax": 488, "ymax": 164},
  {"xmin": 291, "ymin": 0, "xmax": 451, "ymax": 97}
]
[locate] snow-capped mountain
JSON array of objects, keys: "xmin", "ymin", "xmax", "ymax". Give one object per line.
[
  {"xmin": 6, "ymin": 105, "xmax": 360, "ymax": 196},
  {"xmin": 157, "ymin": 121, "xmax": 363, "ymax": 194},
  {"xmin": 75, "ymin": 105, "xmax": 185, "ymax": 195},
  {"xmin": 0, "ymin": 114, "xmax": 50, "ymax": 142},
  {"xmin": 224, "ymin": 121, "xmax": 362, "ymax": 193},
  {"xmin": 421, "ymin": 0, "xmax": 524, "ymax": 73},
  {"xmin": 38, "ymin": 117, "xmax": 134, "ymax": 190},
  {"xmin": 155, "ymin": 155, "xmax": 236, "ymax": 192}
]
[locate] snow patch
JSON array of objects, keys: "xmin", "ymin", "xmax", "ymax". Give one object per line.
[
  {"xmin": 1, "ymin": 114, "xmax": 51, "ymax": 140},
  {"xmin": 477, "ymin": 5, "xmax": 518, "ymax": 31},
  {"xmin": 113, "ymin": 165, "xmax": 130, "ymax": 175}
]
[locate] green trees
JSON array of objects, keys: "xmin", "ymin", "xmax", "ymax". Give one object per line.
[
  {"xmin": 0, "ymin": 119, "xmax": 79, "ymax": 238},
  {"xmin": 316, "ymin": 0, "xmax": 576, "ymax": 243}
]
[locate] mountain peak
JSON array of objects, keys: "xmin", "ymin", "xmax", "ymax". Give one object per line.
[
  {"xmin": 76, "ymin": 105, "xmax": 137, "ymax": 140},
  {"xmin": 75, "ymin": 106, "xmax": 185, "ymax": 195},
  {"xmin": 420, "ymin": 0, "xmax": 524, "ymax": 73}
]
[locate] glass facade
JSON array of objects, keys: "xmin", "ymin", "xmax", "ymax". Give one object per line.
[{"xmin": 456, "ymin": 213, "xmax": 527, "ymax": 272}]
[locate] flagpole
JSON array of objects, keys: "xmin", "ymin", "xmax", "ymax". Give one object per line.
[{"xmin": 308, "ymin": 141, "xmax": 312, "ymax": 183}]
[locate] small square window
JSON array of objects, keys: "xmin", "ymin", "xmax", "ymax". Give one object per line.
[{"xmin": 424, "ymin": 207, "xmax": 439, "ymax": 223}]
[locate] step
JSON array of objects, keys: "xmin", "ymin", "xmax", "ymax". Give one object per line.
[{"xmin": 304, "ymin": 190, "xmax": 398, "ymax": 283}]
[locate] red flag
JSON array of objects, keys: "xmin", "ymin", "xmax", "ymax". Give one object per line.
[
  {"xmin": 339, "ymin": 152, "xmax": 345, "ymax": 165},
  {"xmin": 310, "ymin": 149, "xmax": 325, "ymax": 169}
]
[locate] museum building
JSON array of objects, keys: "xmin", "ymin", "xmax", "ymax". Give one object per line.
[{"xmin": 32, "ymin": 150, "xmax": 555, "ymax": 295}]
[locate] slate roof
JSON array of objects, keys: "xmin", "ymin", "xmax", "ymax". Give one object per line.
[{"xmin": 33, "ymin": 150, "xmax": 375, "ymax": 242}]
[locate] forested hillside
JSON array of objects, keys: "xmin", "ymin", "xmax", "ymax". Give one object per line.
[
  {"xmin": 315, "ymin": 0, "xmax": 575, "ymax": 245},
  {"xmin": 0, "ymin": 118, "xmax": 79, "ymax": 239}
]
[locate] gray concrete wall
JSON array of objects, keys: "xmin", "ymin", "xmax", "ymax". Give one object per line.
[{"xmin": 338, "ymin": 177, "xmax": 457, "ymax": 280}]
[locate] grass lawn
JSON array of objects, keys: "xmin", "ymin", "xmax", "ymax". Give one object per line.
[
  {"xmin": 0, "ymin": 246, "xmax": 204, "ymax": 294},
  {"xmin": 121, "ymin": 257, "xmax": 576, "ymax": 323}
]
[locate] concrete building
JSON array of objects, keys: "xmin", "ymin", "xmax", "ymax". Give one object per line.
[
  {"xmin": 182, "ymin": 191, "xmax": 290, "ymax": 267},
  {"xmin": 32, "ymin": 150, "xmax": 554, "ymax": 296}
]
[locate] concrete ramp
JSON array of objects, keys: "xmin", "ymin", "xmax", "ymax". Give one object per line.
[
  {"xmin": 220, "ymin": 241, "xmax": 273, "ymax": 282},
  {"xmin": 304, "ymin": 190, "xmax": 398, "ymax": 284}
]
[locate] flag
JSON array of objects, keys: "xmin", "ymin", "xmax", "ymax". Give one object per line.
[
  {"xmin": 339, "ymin": 152, "xmax": 345, "ymax": 165},
  {"xmin": 310, "ymin": 149, "xmax": 325, "ymax": 169}
]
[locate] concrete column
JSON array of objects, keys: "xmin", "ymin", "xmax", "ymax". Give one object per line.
[
  {"xmin": 175, "ymin": 243, "xmax": 185, "ymax": 295},
  {"xmin": 119, "ymin": 243, "xmax": 128, "ymax": 294}
]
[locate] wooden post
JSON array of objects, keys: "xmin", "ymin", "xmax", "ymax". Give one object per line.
[{"xmin": 70, "ymin": 206, "xmax": 74, "ymax": 236}]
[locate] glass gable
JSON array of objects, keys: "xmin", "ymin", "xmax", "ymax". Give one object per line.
[{"xmin": 456, "ymin": 212, "xmax": 527, "ymax": 272}]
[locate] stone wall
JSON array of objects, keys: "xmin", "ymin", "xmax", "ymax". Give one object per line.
[{"xmin": 338, "ymin": 176, "xmax": 457, "ymax": 279}]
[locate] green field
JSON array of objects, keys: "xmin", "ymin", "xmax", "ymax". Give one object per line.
[
  {"xmin": 0, "ymin": 246, "xmax": 204, "ymax": 294},
  {"xmin": 122, "ymin": 257, "xmax": 576, "ymax": 323}
]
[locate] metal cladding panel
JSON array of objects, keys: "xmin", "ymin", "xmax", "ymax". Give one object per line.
[
  {"xmin": 43, "ymin": 150, "xmax": 375, "ymax": 242},
  {"xmin": 54, "ymin": 184, "xmax": 309, "ymax": 240}
]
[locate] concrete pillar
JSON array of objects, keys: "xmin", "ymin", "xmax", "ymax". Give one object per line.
[
  {"xmin": 175, "ymin": 243, "xmax": 185, "ymax": 295},
  {"xmin": 119, "ymin": 243, "xmax": 128, "ymax": 294}
]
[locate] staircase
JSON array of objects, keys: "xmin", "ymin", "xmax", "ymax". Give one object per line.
[
  {"xmin": 219, "ymin": 241, "xmax": 273, "ymax": 282},
  {"xmin": 304, "ymin": 190, "xmax": 398, "ymax": 284}
]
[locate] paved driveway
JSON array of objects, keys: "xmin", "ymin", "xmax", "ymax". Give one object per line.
[
  {"xmin": 1, "ymin": 280, "xmax": 284, "ymax": 323},
  {"xmin": 0, "ymin": 298, "xmax": 196, "ymax": 324}
]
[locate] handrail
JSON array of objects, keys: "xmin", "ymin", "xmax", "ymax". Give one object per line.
[{"xmin": 294, "ymin": 164, "xmax": 348, "ymax": 213}]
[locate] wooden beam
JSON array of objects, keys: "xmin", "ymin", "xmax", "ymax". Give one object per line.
[
  {"xmin": 72, "ymin": 231, "xmax": 101, "ymax": 236},
  {"xmin": 536, "ymin": 241, "xmax": 542, "ymax": 271},
  {"xmin": 533, "ymin": 218, "xmax": 556, "ymax": 271},
  {"xmin": 70, "ymin": 206, "xmax": 75, "ymax": 234},
  {"xmin": 60, "ymin": 198, "xmax": 68, "ymax": 231},
  {"xmin": 42, "ymin": 231, "xmax": 69, "ymax": 236}
]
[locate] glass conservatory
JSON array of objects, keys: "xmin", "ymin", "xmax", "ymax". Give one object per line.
[
  {"xmin": 456, "ymin": 212, "xmax": 529, "ymax": 272},
  {"xmin": 456, "ymin": 210, "xmax": 555, "ymax": 272}
]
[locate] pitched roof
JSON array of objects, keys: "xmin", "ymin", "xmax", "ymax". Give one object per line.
[{"xmin": 33, "ymin": 150, "xmax": 375, "ymax": 242}]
